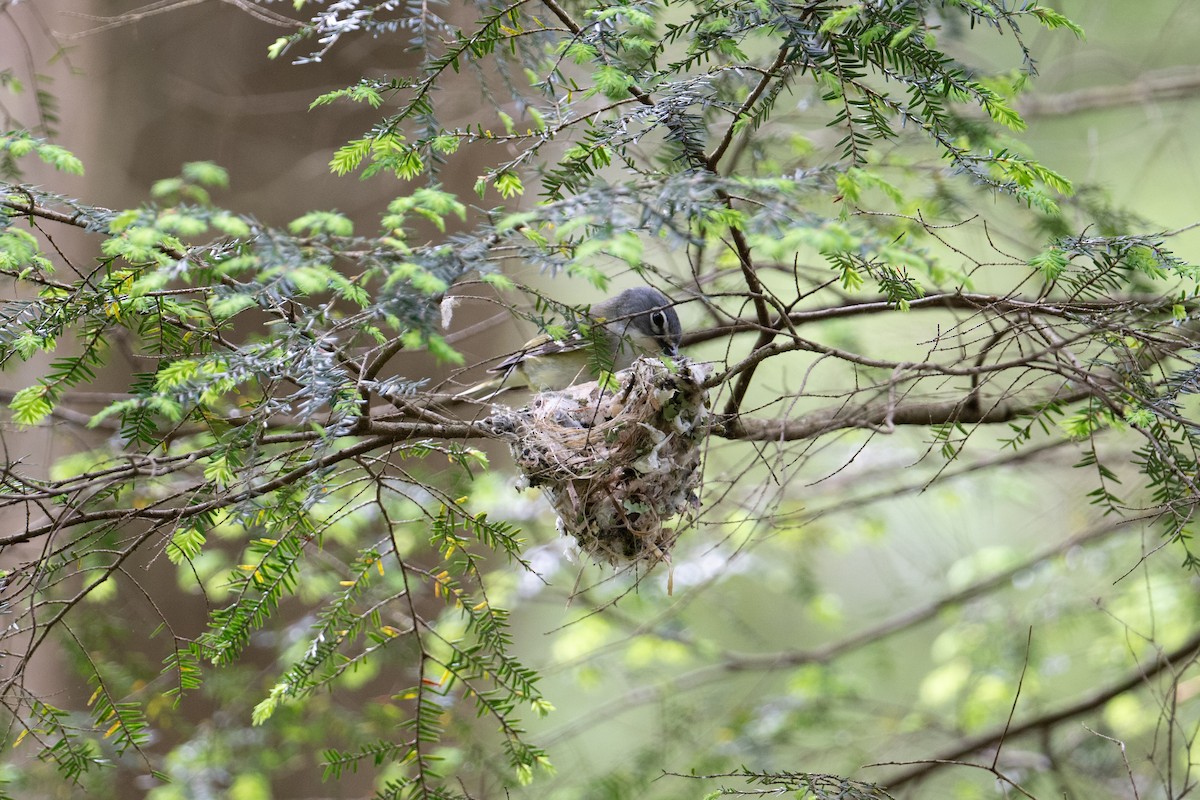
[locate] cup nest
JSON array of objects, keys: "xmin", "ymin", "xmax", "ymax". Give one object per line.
[{"xmin": 485, "ymin": 358, "xmax": 709, "ymax": 566}]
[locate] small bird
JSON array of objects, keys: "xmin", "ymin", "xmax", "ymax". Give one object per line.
[{"xmin": 459, "ymin": 286, "xmax": 682, "ymax": 398}]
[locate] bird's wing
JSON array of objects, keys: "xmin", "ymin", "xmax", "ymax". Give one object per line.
[{"xmin": 489, "ymin": 330, "xmax": 593, "ymax": 374}]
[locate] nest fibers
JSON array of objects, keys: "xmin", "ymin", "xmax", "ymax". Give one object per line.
[{"xmin": 485, "ymin": 357, "xmax": 709, "ymax": 566}]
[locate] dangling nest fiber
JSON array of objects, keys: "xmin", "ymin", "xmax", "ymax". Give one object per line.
[{"xmin": 485, "ymin": 358, "xmax": 709, "ymax": 566}]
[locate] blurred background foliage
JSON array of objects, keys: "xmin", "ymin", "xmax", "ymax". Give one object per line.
[{"xmin": 2, "ymin": 1, "xmax": 1200, "ymax": 799}]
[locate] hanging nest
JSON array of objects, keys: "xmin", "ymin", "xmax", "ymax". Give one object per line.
[{"xmin": 484, "ymin": 357, "xmax": 710, "ymax": 566}]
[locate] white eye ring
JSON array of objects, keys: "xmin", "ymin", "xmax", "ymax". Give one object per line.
[{"xmin": 649, "ymin": 310, "xmax": 667, "ymax": 332}]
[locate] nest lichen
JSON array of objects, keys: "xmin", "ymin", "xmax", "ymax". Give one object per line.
[{"xmin": 485, "ymin": 358, "xmax": 709, "ymax": 566}]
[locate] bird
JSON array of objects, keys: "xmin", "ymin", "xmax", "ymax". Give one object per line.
[{"xmin": 458, "ymin": 286, "xmax": 682, "ymax": 399}]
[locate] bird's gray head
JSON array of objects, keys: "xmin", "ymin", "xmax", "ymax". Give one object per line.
[{"xmin": 596, "ymin": 286, "xmax": 682, "ymax": 358}]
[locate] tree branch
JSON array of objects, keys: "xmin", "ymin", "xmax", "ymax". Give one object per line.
[
  {"xmin": 875, "ymin": 627, "xmax": 1200, "ymax": 788},
  {"xmin": 1020, "ymin": 66, "xmax": 1200, "ymax": 117},
  {"xmin": 681, "ymin": 290, "xmax": 1181, "ymax": 348},
  {"xmin": 724, "ymin": 385, "xmax": 1095, "ymax": 441},
  {"xmin": 541, "ymin": 513, "xmax": 1138, "ymax": 744},
  {"xmin": 706, "ymin": 44, "xmax": 790, "ymax": 171}
]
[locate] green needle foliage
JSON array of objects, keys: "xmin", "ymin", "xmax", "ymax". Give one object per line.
[{"xmin": 1, "ymin": 1, "xmax": 1199, "ymax": 799}]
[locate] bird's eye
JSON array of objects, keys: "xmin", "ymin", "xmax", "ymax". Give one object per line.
[{"xmin": 649, "ymin": 310, "xmax": 667, "ymax": 333}]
